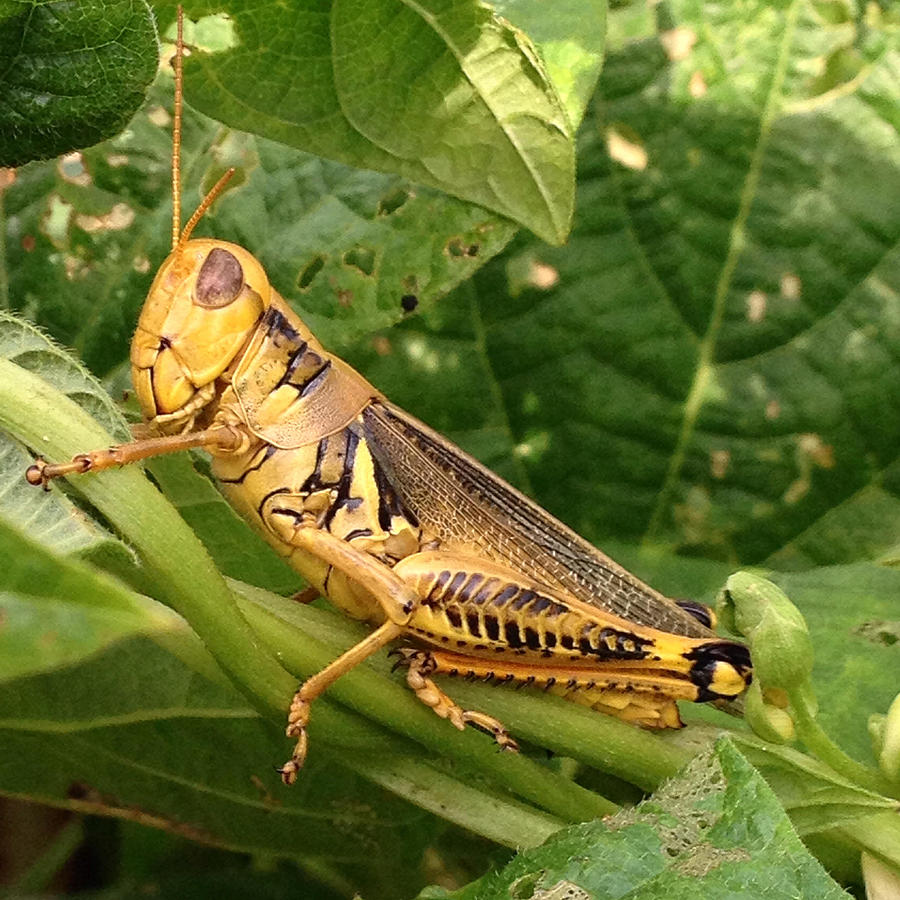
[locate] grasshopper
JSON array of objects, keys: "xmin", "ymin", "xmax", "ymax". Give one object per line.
[{"xmin": 27, "ymin": 10, "xmax": 751, "ymax": 784}]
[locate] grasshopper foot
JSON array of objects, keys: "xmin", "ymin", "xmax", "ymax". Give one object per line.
[
  {"xmin": 280, "ymin": 689, "xmax": 311, "ymax": 785},
  {"xmin": 398, "ymin": 649, "xmax": 519, "ymax": 753}
]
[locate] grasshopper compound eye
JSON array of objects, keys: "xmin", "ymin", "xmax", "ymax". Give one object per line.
[{"xmin": 195, "ymin": 247, "xmax": 244, "ymax": 308}]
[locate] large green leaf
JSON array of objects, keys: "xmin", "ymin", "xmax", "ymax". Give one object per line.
[
  {"xmin": 0, "ymin": 518, "xmax": 184, "ymax": 682},
  {"xmin": 0, "ymin": 635, "xmax": 437, "ymax": 884},
  {"xmin": 150, "ymin": 0, "xmax": 594, "ymax": 245},
  {"xmin": 0, "ymin": 0, "xmax": 159, "ymax": 167}
]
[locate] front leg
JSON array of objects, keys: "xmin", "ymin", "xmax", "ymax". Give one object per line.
[{"xmin": 26, "ymin": 425, "xmax": 247, "ymax": 486}]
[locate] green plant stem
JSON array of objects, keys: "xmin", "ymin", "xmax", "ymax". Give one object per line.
[
  {"xmin": 0, "ymin": 359, "xmax": 296, "ymax": 717},
  {"xmin": 791, "ymin": 697, "xmax": 897, "ymax": 798},
  {"xmin": 335, "ymin": 748, "xmax": 563, "ymax": 850},
  {"xmin": 302, "ymin": 702, "xmax": 564, "ymax": 848}
]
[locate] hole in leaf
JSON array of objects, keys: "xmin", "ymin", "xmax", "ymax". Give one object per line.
[
  {"xmin": 297, "ymin": 255, "xmax": 325, "ymax": 290},
  {"xmin": 377, "ymin": 186, "xmax": 410, "ymax": 216},
  {"xmin": 854, "ymin": 620, "xmax": 900, "ymax": 646},
  {"xmin": 372, "ymin": 336, "xmax": 392, "ymax": 356},
  {"xmin": 446, "ymin": 238, "xmax": 479, "ymax": 258},
  {"xmin": 343, "ymin": 246, "xmax": 375, "ymax": 276},
  {"xmin": 401, "ymin": 294, "xmax": 418, "ymax": 312}
]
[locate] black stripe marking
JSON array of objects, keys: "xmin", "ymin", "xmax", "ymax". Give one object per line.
[
  {"xmin": 372, "ymin": 454, "xmax": 418, "ymax": 529},
  {"xmin": 258, "ymin": 486, "xmax": 291, "ymax": 519},
  {"xmin": 300, "ymin": 437, "xmax": 329, "ymax": 494},
  {"xmin": 299, "ymin": 359, "xmax": 333, "ymax": 398},
  {"xmin": 492, "ymin": 585, "xmax": 518, "ymax": 608},
  {"xmin": 426, "ymin": 571, "xmax": 452, "ymax": 605},
  {"xmin": 276, "ymin": 340, "xmax": 311, "ymax": 387},
  {"xmin": 457, "ymin": 573, "xmax": 484, "ymax": 605},
  {"xmin": 219, "ymin": 444, "xmax": 276, "ymax": 484},
  {"xmin": 471, "ymin": 577, "xmax": 498, "ymax": 606},
  {"xmin": 264, "ymin": 307, "xmax": 303, "ymax": 343},
  {"xmin": 504, "ymin": 622, "xmax": 522, "ymax": 648},
  {"xmin": 447, "ymin": 571, "xmax": 467, "ymax": 599},
  {"xmin": 512, "ymin": 589, "xmax": 536, "ymax": 611},
  {"xmin": 323, "ymin": 429, "xmax": 360, "ymax": 528}
]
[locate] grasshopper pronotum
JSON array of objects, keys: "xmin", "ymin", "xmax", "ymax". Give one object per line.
[{"xmin": 27, "ymin": 10, "xmax": 751, "ymax": 784}]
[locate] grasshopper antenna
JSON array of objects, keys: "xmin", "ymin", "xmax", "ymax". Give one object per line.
[
  {"xmin": 171, "ymin": 5, "xmax": 184, "ymax": 250},
  {"xmin": 169, "ymin": 5, "xmax": 236, "ymax": 253},
  {"xmin": 175, "ymin": 167, "xmax": 236, "ymax": 250}
]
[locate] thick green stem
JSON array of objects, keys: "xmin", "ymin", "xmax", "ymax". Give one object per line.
[
  {"xmin": 444, "ymin": 679, "xmax": 691, "ymax": 791},
  {"xmin": 302, "ymin": 702, "xmax": 564, "ymax": 848}
]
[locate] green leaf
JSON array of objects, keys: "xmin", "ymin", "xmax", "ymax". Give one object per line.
[
  {"xmin": 771, "ymin": 564, "xmax": 900, "ymax": 766},
  {"xmin": 0, "ymin": 311, "xmax": 130, "ymax": 438},
  {"xmin": 0, "ymin": 635, "xmax": 437, "ymax": 870},
  {"xmin": 0, "ymin": 518, "xmax": 183, "ymax": 682},
  {"xmin": 427, "ymin": 738, "xmax": 851, "ymax": 900},
  {"xmin": 0, "ymin": 0, "xmax": 159, "ymax": 167},
  {"xmin": 159, "ymin": 0, "xmax": 588, "ymax": 244},
  {"xmin": 0, "ymin": 431, "xmax": 123, "ymax": 561},
  {"xmin": 0, "ymin": 312, "xmax": 138, "ymax": 575}
]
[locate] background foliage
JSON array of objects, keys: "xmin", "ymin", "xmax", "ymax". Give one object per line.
[{"xmin": 1, "ymin": 0, "xmax": 899, "ymax": 897}]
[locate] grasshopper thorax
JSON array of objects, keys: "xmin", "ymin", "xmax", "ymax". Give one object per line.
[{"xmin": 130, "ymin": 238, "xmax": 269, "ymax": 431}]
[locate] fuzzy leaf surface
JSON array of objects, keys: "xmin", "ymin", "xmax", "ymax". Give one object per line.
[{"xmin": 0, "ymin": 0, "xmax": 158, "ymax": 166}]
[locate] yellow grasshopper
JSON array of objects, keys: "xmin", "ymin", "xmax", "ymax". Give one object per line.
[{"xmin": 27, "ymin": 11, "xmax": 752, "ymax": 784}]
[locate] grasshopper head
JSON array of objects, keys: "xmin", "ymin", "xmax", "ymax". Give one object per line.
[{"xmin": 131, "ymin": 238, "xmax": 268, "ymax": 431}]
